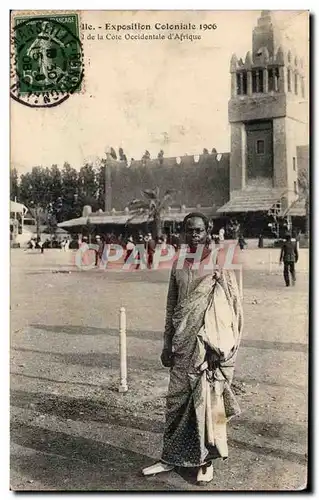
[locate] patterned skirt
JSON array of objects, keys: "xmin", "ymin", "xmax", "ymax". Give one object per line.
[{"xmin": 161, "ymin": 363, "xmax": 221, "ymax": 467}]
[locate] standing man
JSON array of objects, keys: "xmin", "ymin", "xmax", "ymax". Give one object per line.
[
  {"xmin": 142, "ymin": 212, "xmax": 243, "ymax": 485},
  {"xmin": 238, "ymin": 233, "xmax": 247, "ymax": 251},
  {"xmin": 218, "ymin": 226, "xmax": 225, "ymax": 245},
  {"xmin": 280, "ymin": 234, "xmax": 299, "ymax": 287},
  {"xmin": 95, "ymin": 235, "xmax": 103, "ymax": 267},
  {"xmin": 125, "ymin": 236, "xmax": 135, "ymax": 263},
  {"xmin": 146, "ymin": 232, "xmax": 156, "ymax": 269}
]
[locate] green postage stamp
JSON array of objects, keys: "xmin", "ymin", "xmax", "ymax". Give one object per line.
[{"xmin": 10, "ymin": 13, "xmax": 84, "ymax": 108}]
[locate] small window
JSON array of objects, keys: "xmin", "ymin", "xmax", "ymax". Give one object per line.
[
  {"xmin": 268, "ymin": 68, "xmax": 280, "ymax": 92},
  {"xmin": 252, "ymin": 71, "xmax": 257, "ymax": 93},
  {"xmin": 293, "ymin": 157, "xmax": 296, "ymax": 171},
  {"xmin": 236, "ymin": 73, "xmax": 241, "ymax": 95},
  {"xmin": 268, "ymin": 69, "xmax": 274, "ymax": 91},
  {"xmin": 242, "ymin": 72, "xmax": 247, "ymax": 95},
  {"xmin": 287, "ymin": 69, "xmax": 292, "ymax": 92},
  {"xmin": 294, "ymin": 73, "xmax": 298, "ymax": 95},
  {"xmin": 274, "ymin": 68, "xmax": 280, "ymax": 92},
  {"xmin": 258, "ymin": 70, "xmax": 264, "ymax": 92},
  {"xmin": 236, "ymin": 72, "xmax": 247, "ymax": 95},
  {"xmin": 256, "ymin": 139, "xmax": 265, "ymax": 155},
  {"xmin": 252, "ymin": 70, "xmax": 263, "ymax": 93}
]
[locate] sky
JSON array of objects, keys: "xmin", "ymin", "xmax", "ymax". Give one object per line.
[{"xmin": 10, "ymin": 10, "xmax": 309, "ymax": 172}]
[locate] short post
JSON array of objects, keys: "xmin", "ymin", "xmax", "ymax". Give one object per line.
[{"xmin": 118, "ymin": 307, "xmax": 128, "ymax": 393}]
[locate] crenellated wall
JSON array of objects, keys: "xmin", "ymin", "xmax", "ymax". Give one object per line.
[{"xmin": 106, "ymin": 153, "xmax": 230, "ymax": 211}]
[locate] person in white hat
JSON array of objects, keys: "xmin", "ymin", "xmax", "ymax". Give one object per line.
[{"xmin": 125, "ymin": 236, "xmax": 135, "ymax": 263}]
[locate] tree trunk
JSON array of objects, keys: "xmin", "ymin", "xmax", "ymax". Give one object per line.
[{"xmin": 154, "ymin": 213, "xmax": 162, "ymax": 239}]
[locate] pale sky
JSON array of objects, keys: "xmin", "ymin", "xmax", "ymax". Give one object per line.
[{"xmin": 10, "ymin": 10, "xmax": 309, "ymax": 172}]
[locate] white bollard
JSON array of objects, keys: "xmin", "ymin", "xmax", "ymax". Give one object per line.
[{"xmin": 118, "ymin": 307, "xmax": 128, "ymax": 393}]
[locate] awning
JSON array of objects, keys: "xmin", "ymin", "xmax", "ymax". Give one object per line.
[
  {"xmin": 57, "ymin": 206, "xmax": 219, "ymax": 228},
  {"xmin": 90, "ymin": 215, "xmax": 131, "ymax": 225},
  {"xmin": 58, "ymin": 216, "xmax": 88, "ymax": 228},
  {"xmin": 217, "ymin": 189, "xmax": 285, "ymax": 213}
]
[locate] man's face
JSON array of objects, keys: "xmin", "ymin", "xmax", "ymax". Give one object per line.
[{"xmin": 185, "ymin": 217, "xmax": 207, "ymax": 249}]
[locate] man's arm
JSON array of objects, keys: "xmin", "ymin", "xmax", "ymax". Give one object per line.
[{"xmin": 163, "ymin": 267, "xmax": 178, "ymax": 350}]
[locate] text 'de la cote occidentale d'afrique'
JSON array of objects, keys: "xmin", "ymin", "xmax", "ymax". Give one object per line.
[{"xmin": 80, "ymin": 21, "xmax": 217, "ymax": 41}]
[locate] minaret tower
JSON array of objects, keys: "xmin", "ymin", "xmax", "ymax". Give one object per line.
[{"xmin": 228, "ymin": 10, "xmax": 308, "ymax": 210}]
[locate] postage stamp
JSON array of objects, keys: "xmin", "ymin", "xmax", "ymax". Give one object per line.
[{"xmin": 10, "ymin": 13, "xmax": 84, "ymax": 108}]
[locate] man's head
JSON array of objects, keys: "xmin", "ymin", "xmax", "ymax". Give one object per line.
[{"xmin": 183, "ymin": 212, "xmax": 209, "ymax": 250}]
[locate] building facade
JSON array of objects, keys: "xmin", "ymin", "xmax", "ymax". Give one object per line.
[{"xmin": 58, "ymin": 11, "xmax": 309, "ymax": 239}]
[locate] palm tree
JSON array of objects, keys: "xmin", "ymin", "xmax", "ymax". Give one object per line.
[
  {"xmin": 128, "ymin": 187, "xmax": 176, "ymax": 239},
  {"xmin": 29, "ymin": 205, "xmax": 46, "ymax": 241}
]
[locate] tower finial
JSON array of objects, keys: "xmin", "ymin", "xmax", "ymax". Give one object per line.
[
  {"xmin": 261, "ymin": 10, "xmax": 271, "ymax": 18},
  {"xmin": 253, "ymin": 10, "xmax": 281, "ymax": 59}
]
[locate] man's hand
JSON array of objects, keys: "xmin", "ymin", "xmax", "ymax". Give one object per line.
[
  {"xmin": 160, "ymin": 348, "xmax": 174, "ymax": 368},
  {"xmin": 206, "ymin": 347, "xmax": 220, "ymax": 371}
]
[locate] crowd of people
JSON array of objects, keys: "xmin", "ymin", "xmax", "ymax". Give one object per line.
[{"xmin": 87, "ymin": 231, "xmax": 180, "ymax": 270}]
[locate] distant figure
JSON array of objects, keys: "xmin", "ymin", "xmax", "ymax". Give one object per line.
[
  {"xmin": 238, "ymin": 234, "xmax": 247, "ymax": 251},
  {"xmin": 61, "ymin": 239, "xmax": 66, "ymax": 251},
  {"xmin": 95, "ymin": 235, "xmax": 102, "ymax": 266},
  {"xmin": 218, "ymin": 227, "xmax": 225, "ymax": 243},
  {"xmin": 30, "ymin": 239, "xmax": 36, "ymax": 250},
  {"xmin": 206, "ymin": 233, "xmax": 214, "ymax": 250},
  {"xmin": 38, "ymin": 240, "xmax": 44, "ymax": 254},
  {"xmin": 81, "ymin": 236, "xmax": 89, "ymax": 250},
  {"xmin": 125, "ymin": 236, "xmax": 135, "ymax": 263},
  {"xmin": 146, "ymin": 233, "xmax": 156, "ymax": 269},
  {"xmin": 279, "ymin": 234, "xmax": 299, "ymax": 287},
  {"xmin": 162, "ymin": 234, "xmax": 168, "ymax": 251},
  {"xmin": 135, "ymin": 234, "xmax": 145, "ymax": 269},
  {"xmin": 258, "ymin": 234, "xmax": 264, "ymax": 249},
  {"xmin": 65, "ymin": 239, "xmax": 70, "ymax": 252},
  {"xmin": 171, "ymin": 232, "xmax": 180, "ymax": 252}
]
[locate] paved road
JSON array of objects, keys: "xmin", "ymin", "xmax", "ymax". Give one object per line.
[{"xmin": 10, "ymin": 249, "xmax": 308, "ymax": 491}]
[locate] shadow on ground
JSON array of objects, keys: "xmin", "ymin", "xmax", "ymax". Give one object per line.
[
  {"xmin": 27, "ymin": 324, "xmax": 307, "ymax": 353},
  {"xmin": 11, "ymin": 389, "xmax": 307, "ymax": 468},
  {"xmin": 11, "ymin": 423, "xmax": 178, "ymax": 491}
]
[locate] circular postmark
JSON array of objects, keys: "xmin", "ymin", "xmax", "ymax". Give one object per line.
[{"xmin": 10, "ymin": 16, "xmax": 84, "ymax": 108}]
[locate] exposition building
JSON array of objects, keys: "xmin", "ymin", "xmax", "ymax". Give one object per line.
[{"xmin": 58, "ymin": 11, "xmax": 309, "ymax": 240}]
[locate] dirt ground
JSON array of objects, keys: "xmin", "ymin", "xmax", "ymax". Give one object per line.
[{"xmin": 10, "ymin": 247, "xmax": 309, "ymax": 491}]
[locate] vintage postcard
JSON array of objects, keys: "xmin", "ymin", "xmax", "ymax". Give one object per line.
[{"xmin": 10, "ymin": 10, "xmax": 309, "ymax": 491}]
